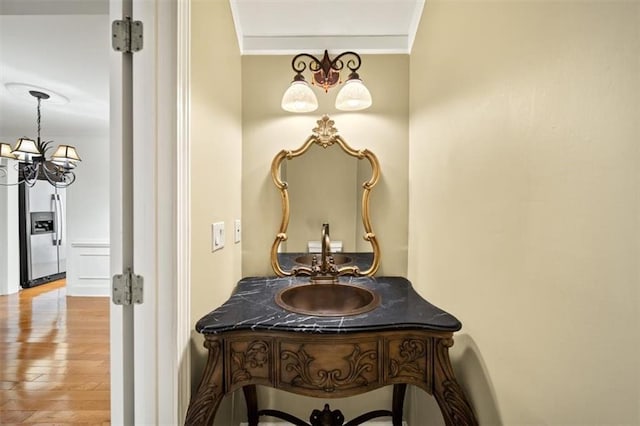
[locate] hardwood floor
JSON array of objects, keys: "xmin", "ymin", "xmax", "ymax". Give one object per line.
[{"xmin": 0, "ymin": 280, "xmax": 110, "ymax": 424}]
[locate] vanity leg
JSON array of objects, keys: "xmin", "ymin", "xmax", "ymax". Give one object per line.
[
  {"xmin": 432, "ymin": 338, "xmax": 478, "ymax": 426},
  {"xmin": 243, "ymin": 385, "xmax": 259, "ymax": 426},
  {"xmin": 392, "ymin": 384, "xmax": 407, "ymax": 426},
  {"xmin": 185, "ymin": 339, "xmax": 225, "ymax": 425}
]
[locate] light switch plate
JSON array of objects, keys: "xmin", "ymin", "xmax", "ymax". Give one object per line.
[
  {"xmin": 234, "ymin": 219, "xmax": 241, "ymax": 243},
  {"xmin": 212, "ymin": 222, "xmax": 225, "ymax": 252}
]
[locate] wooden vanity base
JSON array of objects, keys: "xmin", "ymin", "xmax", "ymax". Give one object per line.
[{"xmin": 184, "ymin": 329, "xmax": 477, "ymax": 425}]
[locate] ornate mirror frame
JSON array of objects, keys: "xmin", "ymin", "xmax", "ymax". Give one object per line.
[{"xmin": 271, "ymin": 115, "xmax": 381, "ymax": 277}]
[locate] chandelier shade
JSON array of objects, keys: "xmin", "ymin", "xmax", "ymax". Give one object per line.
[
  {"xmin": 0, "ymin": 142, "xmax": 17, "ymax": 159},
  {"xmin": 12, "ymin": 138, "xmax": 42, "ymax": 160},
  {"xmin": 51, "ymin": 145, "xmax": 82, "ymax": 169}
]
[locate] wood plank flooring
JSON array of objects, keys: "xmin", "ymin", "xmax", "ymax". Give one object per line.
[{"xmin": 0, "ymin": 280, "xmax": 110, "ymax": 425}]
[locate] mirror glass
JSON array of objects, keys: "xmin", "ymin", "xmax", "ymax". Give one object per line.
[
  {"xmin": 281, "ymin": 143, "xmax": 365, "ymax": 252},
  {"xmin": 272, "ymin": 116, "xmax": 379, "ymax": 277}
]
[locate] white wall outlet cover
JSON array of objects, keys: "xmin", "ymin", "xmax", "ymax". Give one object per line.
[
  {"xmin": 212, "ymin": 222, "xmax": 225, "ymax": 251},
  {"xmin": 234, "ymin": 219, "xmax": 241, "ymax": 243}
]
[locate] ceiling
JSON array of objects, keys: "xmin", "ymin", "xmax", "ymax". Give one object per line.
[
  {"xmin": 0, "ymin": 0, "xmax": 423, "ymax": 141},
  {"xmin": 0, "ymin": 1, "xmax": 109, "ymax": 140},
  {"xmin": 231, "ymin": 0, "xmax": 424, "ymax": 54}
]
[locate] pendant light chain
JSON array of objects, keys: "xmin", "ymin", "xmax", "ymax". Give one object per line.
[{"xmin": 36, "ymin": 96, "xmax": 42, "ymax": 144}]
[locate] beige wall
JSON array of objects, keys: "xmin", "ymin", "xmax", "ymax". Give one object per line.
[
  {"xmin": 241, "ymin": 54, "xmax": 410, "ymax": 420},
  {"xmin": 190, "ymin": 1, "xmax": 242, "ymax": 424},
  {"xmin": 409, "ymin": 1, "xmax": 639, "ymax": 424},
  {"xmin": 242, "ymin": 54, "xmax": 410, "ymax": 278}
]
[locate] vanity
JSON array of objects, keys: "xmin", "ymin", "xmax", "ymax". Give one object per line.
[{"xmin": 185, "ymin": 117, "xmax": 478, "ymax": 425}]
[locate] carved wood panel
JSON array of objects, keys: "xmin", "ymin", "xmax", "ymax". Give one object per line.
[
  {"xmin": 278, "ymin": 339, "xmax": 380, "ymax": 396},
  {"xmin": 226, "ymin": 339, "xmax": 272, "ymax": 390},
  {"xmin": 385, "ymin": 337, "xmax": 432, "ymax": 391}
]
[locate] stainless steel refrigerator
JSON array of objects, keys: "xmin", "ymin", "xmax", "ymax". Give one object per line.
[{"xmin": 19, "ymin": 180, "xmax": 66, "ymax": 288}]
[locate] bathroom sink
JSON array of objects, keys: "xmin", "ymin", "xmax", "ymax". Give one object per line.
[
  {"xmin": 294, "ymin": 254, "xmax": 353, "ymax": 266},
  {"xmin": 275, "ymin": 283, "xmax": 380, "ymax": 317}
]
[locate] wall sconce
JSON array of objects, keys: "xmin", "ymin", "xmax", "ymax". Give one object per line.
[
  {"xmin": 0, "ymin": 90, "xmax": 81, "ymax": 188},
  {"xmin": 281, "ymin": 50, "xmax": 372, "ymax": 113}
]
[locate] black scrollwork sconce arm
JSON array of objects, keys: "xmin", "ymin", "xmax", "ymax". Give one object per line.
[{"xmin": 290, "ymin": 50, "xmax": 363, "ymax": 92}]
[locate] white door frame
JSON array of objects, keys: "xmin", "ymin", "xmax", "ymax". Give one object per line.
[{"xmin": 110, "ymin": 0, "xmax": 191, "ymax": 423}]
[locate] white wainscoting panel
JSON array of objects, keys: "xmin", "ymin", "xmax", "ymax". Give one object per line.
[{"xmin": 67, "ymin": 241, "xmax": 110, "ymax": 297}]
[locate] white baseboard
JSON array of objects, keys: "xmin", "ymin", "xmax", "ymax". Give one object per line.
[{"xmin": 67, "ymin": 281, "xmax": 111, "ymax": 297}]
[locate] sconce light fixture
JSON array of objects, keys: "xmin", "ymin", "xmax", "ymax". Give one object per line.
[
  {"xmin": 281, "ymin": 50, "xmax": 372, "ymax": 113},
  {"xmin": 0, "ymin": 90, "xmax": 81, "ymax": 188}
]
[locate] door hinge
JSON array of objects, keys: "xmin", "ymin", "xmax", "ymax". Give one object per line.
[
  {"xmin": 112, "ymin": 269, "xmax": 144, "ymax": 305},
  {"xmin": 112, "ymin": 17, "xmax": 143, "ymax": 53}
]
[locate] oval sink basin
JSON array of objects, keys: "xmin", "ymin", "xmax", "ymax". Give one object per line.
[
  {"xmin": 275, "ymin": 283, "xmax": 380, "ymax": 317},
  {"xmin": 294, "ymin": 254, "xmax": 353, "ymax": 266}
]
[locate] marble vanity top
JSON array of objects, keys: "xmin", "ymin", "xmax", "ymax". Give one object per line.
[{"xmin": 196, "ymin": 276, "xmax": 461, "ymax": 335}]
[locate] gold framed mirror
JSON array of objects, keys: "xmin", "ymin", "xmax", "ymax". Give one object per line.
[{"xmin": 271, "ymin": 115, "xmax": 380, "ymax": 278}]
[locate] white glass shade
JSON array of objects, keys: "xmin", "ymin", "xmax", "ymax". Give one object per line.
[
  {"xmin": 281, "ymin": 81, "xmax": 318, "ymax": 113},
  {"xmin": 335, "ymin": 78, "xmax": 372, "ymax": 111},
  {"xmin": 52, "ymin": 159, "xmax": 77, "ymax": 169},
  {"xmin": 0, "ymin": 142, "xmax": 16, "ymax": 159}
]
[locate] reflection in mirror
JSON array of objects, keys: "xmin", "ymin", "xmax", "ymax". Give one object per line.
[
  {"xmin": 282, "ymin": 143, "xmax": 362, "ymax": 252},
  {"xmin": 271, "ymin": 115, "xmax": 380, "ymax": 278}
]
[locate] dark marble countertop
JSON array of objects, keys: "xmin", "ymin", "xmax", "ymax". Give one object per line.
[{"xmin": 196, "ymin": 276, "xmax": 461, "ymax": 335}]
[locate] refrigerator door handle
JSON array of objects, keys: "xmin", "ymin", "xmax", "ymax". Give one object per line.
[
  {"xmin": 57, "ymin": 194, "xmax": 64, "ymax": 245},
  {"xmin": 52, "ymin": 193, "xmax": 62, "ymax": 246},
  {"xmin": 51, "ymin": 194, "xmax": 58, "ymax": 246}
]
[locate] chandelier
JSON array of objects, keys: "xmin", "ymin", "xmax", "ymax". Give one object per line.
[
  {"xmin": 0, "ymin": 90, "xmax": 81, "ymax": 188},
  {"xmin": 281, "ymin": 50, "xmax": 372, "ymax": 113}
]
